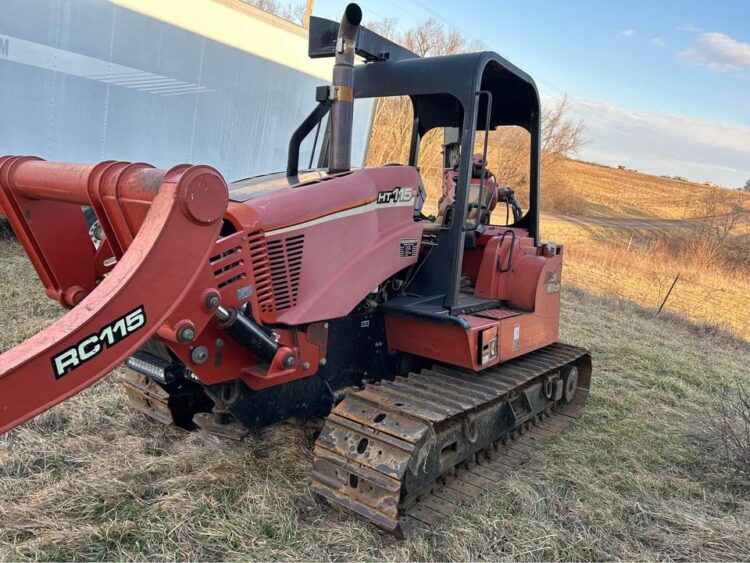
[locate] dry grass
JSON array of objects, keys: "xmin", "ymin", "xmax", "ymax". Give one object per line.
[
  {"xmin": 541, "ymin": 219, "xmax": 750, "ymax": 341},
  {"xmin": 2, "ymin": 238, "xmax": 750, "ymax": 561},
  {"xmin": 556, "ymin": 160, "xmax": 750, "ymax": 219},
  {"xmin": 531, "ymin": 160, "xmax": 750, "ymax": 341},
  {"xmin": 700, "ymin": 383, "xmax": 750, "ymax": 478}
]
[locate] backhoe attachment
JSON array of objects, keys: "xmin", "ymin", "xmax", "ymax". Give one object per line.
[{"xmin": 0, "ymin": 156, "xmax": 228, "ymax": 434}]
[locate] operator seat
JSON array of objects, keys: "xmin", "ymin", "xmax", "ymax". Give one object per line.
[{"xmin": 423, "ymin": 155, "xmax": 499, "ymax": 234}]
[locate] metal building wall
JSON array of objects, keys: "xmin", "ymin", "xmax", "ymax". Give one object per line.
[{"xmin": 0, "ymin": 0, "xmax": 374, "ymax": 180}]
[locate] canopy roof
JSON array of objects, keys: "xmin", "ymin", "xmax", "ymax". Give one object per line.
[{"xmin": 353, "ymin": 51, "xmax": 540, "ymax": 134}]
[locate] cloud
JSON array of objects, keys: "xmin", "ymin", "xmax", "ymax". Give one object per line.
[
  {"xmin": 620, "ymin": 29, "xmax": 636, "ymax": 37},
  {"xmin": 651, "ymin": 37, "xmax": 665, "ymax": 46},
  {"xmin": 680, "ymin": 32, "xmax": 750, "ymax": 71},
  {"xmin": 677, "ymin": 23, "xmax": 701, "ymax": 32},
  {"xmin": 540, "ymin": 94, "xmax": 750, "ymax": 188}
]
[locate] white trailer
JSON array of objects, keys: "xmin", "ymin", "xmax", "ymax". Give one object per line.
[{"xmin": 0, "ymin": 0, "xmax": 373, "ymax": 180}]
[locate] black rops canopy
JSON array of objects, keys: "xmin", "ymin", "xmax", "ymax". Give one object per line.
[
  {"xmin": 353, "ymin": 51, "xmax": 541, "ymax": 135},
  {"xmin": 354, "ymin": 51, "xmax": 543, "ymax": 308}
]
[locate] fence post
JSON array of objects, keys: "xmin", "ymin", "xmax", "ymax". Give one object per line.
[{"xmin": 655, "ymin": 273, "xmax": 680, "ymax": 317}]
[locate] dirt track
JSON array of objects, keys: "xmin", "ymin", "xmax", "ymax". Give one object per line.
[{"xmin": 544, "ymin": 212, "xmax": 749, "ymax": 230}]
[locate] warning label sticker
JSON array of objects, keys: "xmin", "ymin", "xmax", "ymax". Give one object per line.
[{"xmin": 399, "ymin": 239, "xmax": 418, "ymax": 258}]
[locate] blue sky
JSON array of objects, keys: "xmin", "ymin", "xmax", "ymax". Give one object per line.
[{"xmin": 315, "ymin": 0, "xmax": 750, "ymax": 187}]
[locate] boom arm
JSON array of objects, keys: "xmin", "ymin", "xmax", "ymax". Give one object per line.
[{"xmin": 0, "ymin": 157, "xmax": 228, "ymax": 434}]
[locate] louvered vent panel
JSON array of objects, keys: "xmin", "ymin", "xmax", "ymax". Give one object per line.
[
  {"xmin": 266, "ymin": 234, "xmax": 305, "ymax": 311},
  {"xmin": 210, "ymin": 242, "xmax": 246, "ymax": 290},
  {"xmin": 246, "ymin": 231, "xmax": 276, "ymax": 313}
]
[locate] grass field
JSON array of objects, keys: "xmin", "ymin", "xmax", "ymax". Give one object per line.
[
  {"xmin": 536, "ymin": 160, "xmax": 750, "ymax": 341},
  {"xmin": 1, "ymin": 236, "xmax": 749, "ymax": 561},
  {"xmin": 554, "ymin": 160, "xmax": 750, "ymax": 219},
  {"xmin": 540, "ymin": 218, "xmax": 750, "ymax": 340}
]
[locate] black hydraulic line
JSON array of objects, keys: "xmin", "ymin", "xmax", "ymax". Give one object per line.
[
  {"xmin": 506, "ymin": 192, "xmax": 523, "ymax": 223},
  {"xmin": 511, "ymin": 196, "xmax": 523, "ymax": 223},
  {"xmin": 497, "ymin": 188, "xmax": 523, "ymax": 225},
  {"xmin": 308, "ymin": 119, "xmax": 323, "ymax": 169}
]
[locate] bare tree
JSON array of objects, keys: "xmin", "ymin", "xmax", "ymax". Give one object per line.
[
  {"xmin": 366, "ymin": 18, "xmax": 481, "ymax": 197},
  {"xmin": 541, "ymin": 96, "xmax": 585, "ymax": 165},
  {"xmin": 240, "ymin": 4, "xmax": 585, "ymax": 203},
  {"xmin": 365, "ymin": 18, "xmax": 584, "ymax": 208},
  {"xmin": 363, "ymin": 17, "xmax": 585, "ymax": 214},
  {"xmin": 686, "ymin": 187, "xmax": 748, "ymax": 266},
  {"xmin": 483, "ymin": 96, "xmax": 585, "ymax": 194},
  {"xmin": 743, "ymin": 178, "xmax": 750, "ymax": 192},
  {"xmin": 240, "ymin": 0, "xmax": 306, "ymax": 25}
]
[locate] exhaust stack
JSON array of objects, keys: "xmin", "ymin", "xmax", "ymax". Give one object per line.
[{"xmin": 328, "ymin": 3, "xmax": 362, "ymax": 173}]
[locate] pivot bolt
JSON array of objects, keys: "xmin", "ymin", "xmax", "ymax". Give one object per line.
[
  {"xmin": 282, "ymin": 353, "xmax": 296, "ymax": 368},
  {"xmin": 205, "ymin": 293, "xmax": 221, "ymax": 310},
  {"xmin": 64, "ymin": 286, "xmax": 87, "ymax": 307},
  {"xmin": 177, "ymin": 324, "xmax": 196, "ymax": 343},
  {"xmin": 191, "ymin": 346, "xmax": 209, "ymax": 365}
]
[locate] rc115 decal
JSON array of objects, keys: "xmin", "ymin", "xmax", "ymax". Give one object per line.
[{"xmin": 51, "ymin": 306, "xmax": 147, "ymax": 379}]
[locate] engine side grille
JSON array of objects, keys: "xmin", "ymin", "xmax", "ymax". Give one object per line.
[
  {"xmin": 266, "ymin": 234, "xmax": 305, "ymax": 311},
  {"xmin": 246, "ymin": 231, "xmax": 276, "ymax": 314},
  {"xmin": 210, "ymin": 241, "xmax": 246, "ymax": 290}
]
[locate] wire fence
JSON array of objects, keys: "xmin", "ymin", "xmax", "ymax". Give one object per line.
[{"xmin": 564, "ymin": 256, "xmax": 750, "ymax": 341}]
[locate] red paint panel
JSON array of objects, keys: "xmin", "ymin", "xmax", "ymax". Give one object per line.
[
  {"xmin": 270, "ymin": 208, "xmax": 422, "ymax": 325},
  {"xmin": 242, "ymin": 167, "xmax": 425, "ymax": 325},
  {"xmin": 248, "ymin": 166, "xmax": 422, "ymax": 232},
  {"xmin": 385, "ymin": 315, "xmax": 486, "ymax": 369},
  {"xmin": 385, "ymin": 239, "xmax": 563, "ymax": 371},
  {"xmin": 386, "ymin": 307, "xmax": 560, "ymax": 371}
]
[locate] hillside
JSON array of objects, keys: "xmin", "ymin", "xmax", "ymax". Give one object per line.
[
  {"xmin": 554, "ymin": 159, "xmax": 750, "ymax": 220},
  {"xmin": 536, "ymin": 159, "xmax": 750, "ymax": 341}
]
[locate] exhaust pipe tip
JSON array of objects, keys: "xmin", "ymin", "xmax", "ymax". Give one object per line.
[{"xmin": 343, "ymin": 3, "xmax": 362, "ymax": 28}]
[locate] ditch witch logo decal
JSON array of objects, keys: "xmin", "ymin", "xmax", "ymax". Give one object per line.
[
  {"xmin": 376, "ymin": 186, "xmax": 414, "ymax": 205},
  {"xmin": 51, "ymin": 306, "xmax": 147, "ymax": 379}
]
